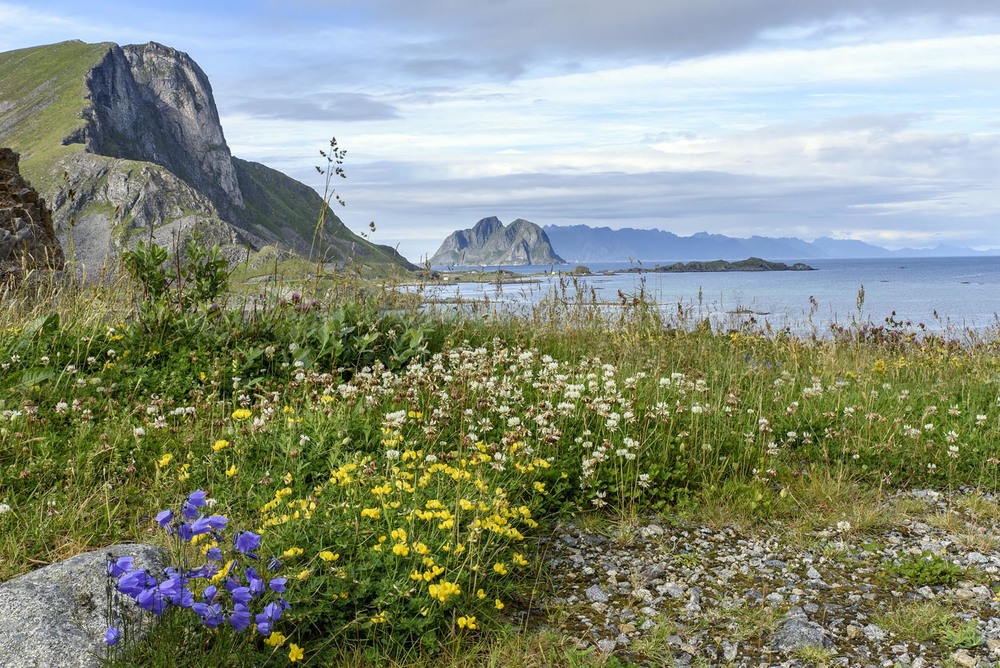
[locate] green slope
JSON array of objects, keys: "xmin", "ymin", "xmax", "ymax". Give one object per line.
[
  {"xmin": 234, "ymin": 157, "xmax": 417, "ymax": 270},
  {"xmin": 0, "ymin": 40, "xmax": 111, "ymax": 190}
]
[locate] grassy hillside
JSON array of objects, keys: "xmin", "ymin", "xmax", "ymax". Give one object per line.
[
  {"xmin": 234, "ymin": 157, "xmax": 417, "ymax": 271},
  {"xmin": 0, "ymin": 40, "xmax": 415, "ymax": 274},
  {"xmin": 0, "ymin": 40, "xmax": 111, "ymax": 190}
]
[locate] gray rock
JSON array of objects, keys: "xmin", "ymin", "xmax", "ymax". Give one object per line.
[
  {"xmin": 586, "ymin": 584, "xmax": 609, "ymax": 603},
  {"xmin": 771, "ymin": 608, "xmax": 832, "ymax": 652},
  {"xmin": 596, "ymin": 638, "xmax": 617, "ymax": 654},
  {"xmin": 0, "ymin": 543, "xmax": 167, "ymax": 668}
]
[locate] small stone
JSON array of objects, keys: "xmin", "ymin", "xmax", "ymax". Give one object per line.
[
  {"xmin": 721, "ymin": 640, "xmax": 738, "ymax": 661},
  {"xmin": 847, "ymin": 625, "xmax": 862, "ymax": 640},
  {"xmin": 640, "ymin": 524, "xmax": 664, "ymax": 539},
  {"xmin": 585, "ymin": 584, "xmax": 609, "ymax": 603},
  {"xmin": 591, "ymin": 602, "xmax": 608, "ymax": 614},
  {"xmin": 619, "ymin": 623, "xmax": 636, "ymax": 634},
  {"xmin": 596, "ymin": 638, "xmax": 617, "ymax": 654},
  {"xmin": 863, "ymin": 624, "xmax": 887, "ymax": 642},
  {"xmin": 806, "ymin": 566, "xmax": 822, "ymax": 580},
  {"xmin": 917, "ymin": 586, "xmax": 936, "ymax": 599},
  {"xmin": 771, "ymin": 612, "xmax": 832, "ymax": 652},
  {"xmin": 967, "ymin": 552, "xmax": 989, "ymax": 564},
  {"xmin": 911, "ymin": 657, "xmax": 925, "ymax": 668},
  {"xmin": 663, "ymin": 583, "xmax": 686, "ymax": 597},
  {"xmin": 559, "ymin": 534, "xmax": 579, "ymax": 547},
  {"xmin": 951, "ymin": 649, "xmax": 977, "ymax": 668},
  {"xmin": 987, "ymin": 638, "xmax": 1000, "ymax": 655}
]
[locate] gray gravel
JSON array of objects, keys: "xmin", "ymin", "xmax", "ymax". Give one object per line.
[{"xmin": 535, "ymin": 489, "xmax": 1000, "ymax": 667}]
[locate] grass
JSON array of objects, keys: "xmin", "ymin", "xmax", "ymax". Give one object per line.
[{"xmin": 4, "ymin": 262, "xmax": 1000, "ymax": 666}]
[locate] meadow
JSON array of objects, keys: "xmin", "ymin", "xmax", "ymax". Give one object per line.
[{"xmin": 2, "ymin": 248, "xmax": 1000, "ymax": 667}]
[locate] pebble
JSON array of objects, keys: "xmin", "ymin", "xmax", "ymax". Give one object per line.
[{"xmin": 538, "ymin": 489, "xmax": 1000, "ymax": 667}]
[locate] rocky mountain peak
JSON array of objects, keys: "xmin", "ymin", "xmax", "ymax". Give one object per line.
[
  {"xmin": 429, "ymin": 216, "xmax": 566, "ymax": 266},
  {"xmin": 67, "ymin": 42, "xmax": 243, "ymax": 223}
]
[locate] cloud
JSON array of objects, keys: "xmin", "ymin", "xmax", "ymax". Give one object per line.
[{"xmin": 230, "ymin": 93, "xmax": 399, "ymax": 122}]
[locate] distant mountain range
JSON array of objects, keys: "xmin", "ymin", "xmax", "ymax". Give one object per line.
[{"xmin": 543, "ymin": 225, "xmax": 996, "ymax": 263}]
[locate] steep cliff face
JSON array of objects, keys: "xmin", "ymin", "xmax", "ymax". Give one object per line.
[
  {"xmin": 0, "ymin": 40, "xmax": 414, "ymax": 276},
  {"xmin": 68, "ymin": 43, "xmax": 244, "ymax": 223},
  {"xmin": 429, "ymin": 216, "xmax": 565, "ymax": 266}
]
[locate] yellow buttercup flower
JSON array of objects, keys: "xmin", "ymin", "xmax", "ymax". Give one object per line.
[
  {"xmin": 288, "ymin": 643, "xmax": 304, "ymax": 662},
  {"xmin": 264, "ymin": 631, "xmax": 286, "ymax": 647}
]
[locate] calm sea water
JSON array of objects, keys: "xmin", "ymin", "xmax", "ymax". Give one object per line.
[{"xmin": 424, "ymin": 257, "xmax": 1000, "ymax": 334}]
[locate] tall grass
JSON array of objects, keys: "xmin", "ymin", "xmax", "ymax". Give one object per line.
[{"xmin": 2, "ymin": 268, "xmax": 1000, "ymax": 665}]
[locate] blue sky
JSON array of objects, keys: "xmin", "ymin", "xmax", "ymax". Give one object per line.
[{"xmin": 2, "ymin": 1, "xmax": 999, "ymax": 261}]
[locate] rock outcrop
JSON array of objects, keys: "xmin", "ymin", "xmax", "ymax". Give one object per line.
[
  {"xmin": 0, "ymin": 148, "xmax": 64, "ymax": 281},
  {"xmin": 0, "ymin": 543, "xmax": 166, "ymax": 668},
  {"xmin": 430, "ymin": 216, "xmax": 566, "ymax": 266},
  {"xmin": 0, "ymin": 40, "xmax": 415, "ymax": 276}
]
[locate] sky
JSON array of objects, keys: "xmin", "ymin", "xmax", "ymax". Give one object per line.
[{"xmin": 2, "ymin": 1, "xmax": 999, "ymax": 262}]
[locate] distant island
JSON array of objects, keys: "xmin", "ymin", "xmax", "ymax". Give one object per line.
[
  {"xmin": 430, "ymin": 216, "xmax": 565, "ymax": 266},
  {"xmin": 619, "ymin": 258, "xmax": 814, "ymax": 273}
]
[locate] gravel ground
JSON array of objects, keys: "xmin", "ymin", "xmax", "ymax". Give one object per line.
[{"xmin": 535, "ymin": 489, "xmax": 1000, "ymax": 667}]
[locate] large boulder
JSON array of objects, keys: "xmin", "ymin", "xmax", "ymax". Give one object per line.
[
  {"xmin": 0, "ymin": 543, "xmax": 166, "ymax": 668},
  {"xmin": 0, "ymin": 148, "xmax": 64, "ymax": 283}
]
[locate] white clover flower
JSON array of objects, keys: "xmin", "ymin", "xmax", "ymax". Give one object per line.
[
  {"xmin": 836, "ymin": 521, "xmax": 852, "ymax": 533},
  {"xmin": 0, "ymin": 503, "xmax": 11, "ymax": 514},
  {"xmin": 133, "ymin": 427, "xmax": 145, "ymax": 437}
]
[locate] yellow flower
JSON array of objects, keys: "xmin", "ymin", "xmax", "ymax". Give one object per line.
[
  {"xmin": 177, "ymin": 463, "xmax": 190, "ymax": 481},
  {"xmin": 512, "ymin": 552, "xmax": 528, "ymax": 566},
  {"xmin": 370, "ymin": 611, "xmax": 386, "ymax": 624},
  {"xmin": 282, "ymin": 547, "xmax": 304, "ymax": 558},
  {"xmin": 212, "ymin": 439, "xmax": 230, "ymax": 452},
  {"xmin": 476, "ymin": 588, "xmax": 486, "ymax": 599},
  {"xmin": 288, "ymin": 643, "xmax": 304, "ymax": 662},
  {"xmin": 360, "ymin": 508, "xmax": 381, "ymax": 520},
  {"xmin": 231, "ymin": 408, "xmax": 251, "ymax": 420},
  {"xmin": 157, "ymin": 453, "xmax": 173, "ymax": 467},
  {"xmin": 457, "ymin": 615, "xmax": 477, "ymax": 629},
  {"xmin": 226, "ymin": 465, "xmax": 238, "ymax": 477},
  {"xmin": 319, "ymin": 551, "xmax": 339, "ymax": 562},
  {"xmin": 296, "ymin": 568, "xmax": 312, "ymax": 581},
  {"xmin": 533, "ymin": 481, "xmax": 546, "ymax": 493},
  {"xmin": 428, "ymin": 580, "xmax": 460, "ymax": 603},
  {"xmin": 264, "ymin": 631, "xmax": 286, "ymax": 647},
  {"xmin": 493, "ymin": 562, "xmax": 508, "ymax": 575},
  {"xmin": 495, "ymin": 598, "xmax": 504, "ymax": 610},
  {"xmin": 392, "ymin": 543, "xmax": 410, "ymax": 557}
]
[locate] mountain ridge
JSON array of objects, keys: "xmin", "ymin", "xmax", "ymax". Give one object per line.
[
  {"xmin": 0, "ymin": 40, "xmax": 415, "ymax": 275},
  {"xmin": 542, "ymin": 224, "xmax": 996, "ymax": 262}
]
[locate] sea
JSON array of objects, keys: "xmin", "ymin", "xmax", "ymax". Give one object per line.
[{"xmin": 421, "ymin": 256, "xmax": 1000, "ymax": 335}]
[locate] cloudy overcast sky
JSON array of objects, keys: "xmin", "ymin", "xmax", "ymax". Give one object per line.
[{"xmin": 2, "ymin": 1, "xmax": 999, "ymax": 261}]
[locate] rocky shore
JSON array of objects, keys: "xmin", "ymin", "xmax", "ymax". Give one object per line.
[{"xmin": 537, "ymin": 489, "xmax": 1000, "ymax": 667}]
